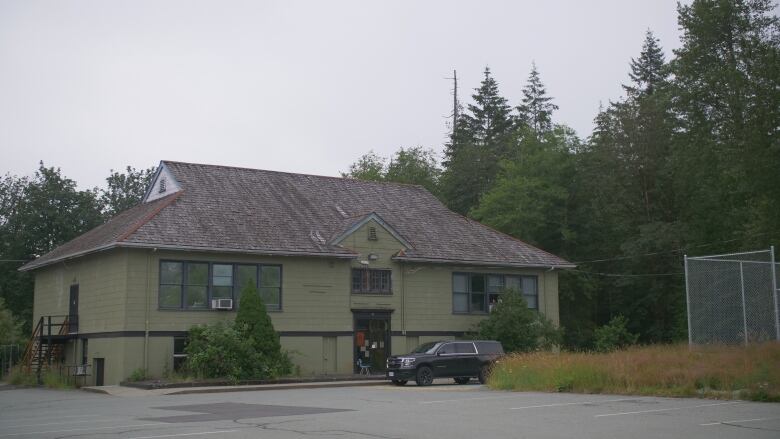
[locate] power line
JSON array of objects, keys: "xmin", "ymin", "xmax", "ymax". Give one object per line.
[
  {"xmin": 569, "ymin": 268, "xmax": 684, "ymax": 278},
  {"xmin": 571, "ymin": 233, "xmax": 775, "ymax": 264}
]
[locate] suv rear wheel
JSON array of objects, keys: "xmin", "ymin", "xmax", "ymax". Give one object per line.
[
  {"xmin": 454, "ymin": 377, "xmax": 470, "ymax": 385},
  {"xmin": 415, "ymin": 366, "xmax": 434, "ymax": 386},
  {"xmin": 478, "ymin": 365, "xmax": 490, "ymax": 384}
]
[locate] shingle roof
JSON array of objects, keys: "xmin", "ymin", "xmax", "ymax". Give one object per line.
[{"xmin": 21, "ymin": 161, "xmax": 573, "ymax": 271}]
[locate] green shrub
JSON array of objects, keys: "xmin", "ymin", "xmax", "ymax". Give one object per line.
[
  {"xmin": 594, "ymin": 315, "xmax": 639, "ymax": 352},
  {"xmin": 477, "ymin": 288, "xmax": 562, "ymax": 352},
  {"xmin": 6, "ymin": 366, "xmax": 37, "ymax": 386},
  {"xmin": 5, "ymin": 366, "xmax": 72, "ymax": 389},
  {"xmin": 183, "ymin": 283, "xmax": 292, "ymax": 382},
  {"xmin": 42, "ymin": 370, "xmax": 71, "ymax": 389},
  {"xmin": 127, "ymin": 368, "xmax": 148, "ymax": 382},
  {"xmin": 185, "ymin": 321, "xmax": 258, "ymax": 383}
]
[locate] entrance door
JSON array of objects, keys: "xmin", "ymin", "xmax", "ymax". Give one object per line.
[
  {"xmin": 322, "ymin": 336, "xmax": 337, "ymax": 374},
  {"xmin": 69, "ymin": 285, "xmax": 79, "ymax": 333},
  {"xmin": 353, "ymin": 311, "xmax": 391, "ymax": 373},
  {"xmin": 94, "ymin": 358, "xmax": 104, "ymax": 386}
]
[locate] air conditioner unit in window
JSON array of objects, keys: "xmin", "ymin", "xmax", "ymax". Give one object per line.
[{"xmin": 211, "ymin": 298, "xmax": 233, "ymax": 310}]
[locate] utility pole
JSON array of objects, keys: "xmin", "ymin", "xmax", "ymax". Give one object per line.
[{"xmin": 452, "ymin": 70, "xmax": 458, "ymax": 134}]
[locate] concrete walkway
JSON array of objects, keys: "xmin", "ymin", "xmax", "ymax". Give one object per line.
[{"xmin": 82, "ymin": 378, "xmax": 388, "ymax": 396}]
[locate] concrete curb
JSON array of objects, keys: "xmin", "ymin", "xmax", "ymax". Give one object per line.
[
  {"xmin": 79, "ymin": 386, "xmax": 112, "ymax": 395},
  {"xmin": 167, "ymin": 380, "xmax": 388, "ymax": 395},
  {"xmin": 81, "ymin": 379, "xmax": 389, "ymax": 396},
  {"xmin": 123, "ymin": 375, "xmax": 384, "ymax": 390}
]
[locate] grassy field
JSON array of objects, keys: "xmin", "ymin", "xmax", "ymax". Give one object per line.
[{"xmin": 488, "ymin": 343, "xmax": 780, "ymax": 402}]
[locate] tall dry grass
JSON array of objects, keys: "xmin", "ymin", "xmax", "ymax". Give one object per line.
[{"xmin": 488, "ymin": 343, "xmax": 780, "ymax": 401}]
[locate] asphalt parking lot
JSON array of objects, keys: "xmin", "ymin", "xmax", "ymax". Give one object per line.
[{"xmin": 1, "ymin": 380, "xmax": 779, "ymax": 438}]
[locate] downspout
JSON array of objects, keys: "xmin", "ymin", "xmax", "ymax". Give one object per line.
[
  {"xmin": 545, "ymin": 266, "xmax": 555, "ymax": 321},
  {"xmin": 143, "ymin": 249, "xmax": 153, "ymax": 372},
  {"xmin": 401, "ymin": 262, "xmax": 406, "ymax": 335}
]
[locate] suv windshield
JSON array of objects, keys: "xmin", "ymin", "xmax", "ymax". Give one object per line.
[{"xmin": 409, "ymin": 341, "xmax": 441, "ymax": 354}]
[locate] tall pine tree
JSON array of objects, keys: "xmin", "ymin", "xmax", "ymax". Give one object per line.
[
  {"xmin": 517, "ymin": 63, "xmax": 559, "ymax": 135},
  {"xmin": 440, "ymin": 67, "xmax": 514, "ymax": 214}
]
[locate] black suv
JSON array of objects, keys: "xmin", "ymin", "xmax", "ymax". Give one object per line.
[{"xmin": 385, "ymin": 340, "xmax": 504, "ymax": 386}]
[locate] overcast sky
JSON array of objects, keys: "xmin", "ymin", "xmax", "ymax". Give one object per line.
[{"xmin": 1, "ymin": 1, "xmax": 684, "ymax": 189}]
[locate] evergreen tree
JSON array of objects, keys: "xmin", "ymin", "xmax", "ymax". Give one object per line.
[
  {"xmin": 440, "ymin": 67, "xmax": 514, "ymax": 214},
  {"xmin": 517, "ymin": 63, "xmax": 559, "ymax": 134},
  {"xmin": 624, "ymin": 30, "xmax": 667, "ymax": 95},
  {"xmin": 236, "ymin": 282, "xmax": 291, "ymax": 376},
  {"xmin": 670, "ymin": 0, "xmax": 780, "ymax": 249},
  {"xmin": 462, "ymin": 68, "xmax": 514, "ymax": 149}
]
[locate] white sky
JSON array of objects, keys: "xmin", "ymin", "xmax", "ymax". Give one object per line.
[{"xmin": 0, "ymin": 0, "xmax": 683, "ymax": 189}]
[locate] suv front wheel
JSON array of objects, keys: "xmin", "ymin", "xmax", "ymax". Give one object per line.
[{"xmin": 415, "ymin": 366, "xmax": 434, "ymax": 386}]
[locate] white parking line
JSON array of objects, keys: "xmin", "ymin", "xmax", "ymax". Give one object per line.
[
  {"xmin": 595, "ymin": 401, "xmax": 741, "ymax": 417},
  {"xmin": 126, "ymin": 431, "xmax": 239, "ymax": 439},
  {"xmin": 0, "ymin": 414, "xmax": 104, "ymax": 423},
  {"xmin": 510, "ymin": 398, "xmax": 636, "ymax": 410},
  {"xmin": 0, "ymin": 422, "xmax": 165, "ymax": 437},
  {"xmin": 700, "ymin": 417, "xmax": 779, "ymax": 426},
  {"xmin": 1, "ymin": 417, "xmax": 126, "ymax": 429},
  {"xmin": 420, "ymin": 395, "xmax": 528, "ymax": 404}
]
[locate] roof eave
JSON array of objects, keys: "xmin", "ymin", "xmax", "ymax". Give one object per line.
[
  {"xmin": 116, "ymin": 242, "xmax": 358, "ymax": 259},
  {"xmin": 18, "ymin": 243, "xmax": 120, "ymax": 272},
  {"xmin": 20, "ymin": 242, "xmax": 359, "ymax": 272},
  {"xmin": 392, "ymin": 255, "xmax": 576, "ymax": 269}
]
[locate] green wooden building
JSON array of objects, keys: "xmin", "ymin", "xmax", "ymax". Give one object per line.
[{"xmin": 20, "ymin": 161, "xmax": 573, "ymax": 385}]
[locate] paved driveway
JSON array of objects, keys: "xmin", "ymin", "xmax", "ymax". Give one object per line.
[{"xmin": 1, "ymin": 380, "xmax": 779, "ymax": 438}]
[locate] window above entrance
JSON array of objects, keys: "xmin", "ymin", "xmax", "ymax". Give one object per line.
[{"xmin": 352, "ymin": 268, "xmax": 392, "ymax": 294}]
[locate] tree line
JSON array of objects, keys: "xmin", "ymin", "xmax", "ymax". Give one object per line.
[
  {"xmin": 343, "ymin": 0, "xmax": 780, "ymax": 348},
  {"xmin": 1, "ymin": 0, "xmax": 776, "ymax": 349},
  {"xmin": 0, "ymin": 164, "xmax": 155, "ymax": 335}
]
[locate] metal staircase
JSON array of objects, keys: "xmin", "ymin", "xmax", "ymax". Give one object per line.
[{"xmin": 21, "ymin": 315, "xmax": 74, "ymax": 377}]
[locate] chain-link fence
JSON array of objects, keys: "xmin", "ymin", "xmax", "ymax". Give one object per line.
[
  {"xmin": 1, "ymin": 344, "xmax": 20, "ymax": 377},
  {"xmin": 685, "ymin": 247, "xmax": 779, "ymax": 345}
]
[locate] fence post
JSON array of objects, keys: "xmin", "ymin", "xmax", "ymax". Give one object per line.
[
  {"xmin": 684, "ymin": 255, "xmax": 692, "ymax": 346},
  {"xmin": 739, "ymin": 262, "xmax": 748, "ymax": 346},
  {"xmin": 771, "ymin": 246, "xmax": 779, "ymax": 341}
]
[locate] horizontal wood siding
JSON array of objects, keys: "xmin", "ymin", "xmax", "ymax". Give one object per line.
[{"xmin": 33, "ymin": 250, "xmax": 128, "ymax": 333}]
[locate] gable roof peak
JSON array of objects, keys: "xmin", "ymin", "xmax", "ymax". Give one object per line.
[{"xmin": 330, "ymin": 211, "xmax": 413, "ymax": 249}]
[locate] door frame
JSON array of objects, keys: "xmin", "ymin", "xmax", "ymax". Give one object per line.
[
  {"xmin": 69, "ymin": 284, "xmax": 79, "ymax": 333},
  {"xmin": 352, "ymin": 309, "xmax": 392, "ymax": 373},
  {"xmin": 94, "ymin": 357, "xmax": 104, "ymax": 386}
]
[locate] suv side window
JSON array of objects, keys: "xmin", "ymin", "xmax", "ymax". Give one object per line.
[
  {"xmin": 455, "ymin": 342, "xmax": 476, "ymax": 354},
  {"xmin": 474, "ymin": 341, "xmax": 504, "ymax": 355},
  {"xmin": 437, "ymin": 343, "xmax": 457, "ymax": 355}
]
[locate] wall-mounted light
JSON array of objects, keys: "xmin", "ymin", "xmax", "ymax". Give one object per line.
[
  {"xmin": 368, "ymin": 253, "xmax": 379, "ymax": 261},
  {"xmin": 359, "ymin": 260, "xmax": 370, "ymax": 266}
]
